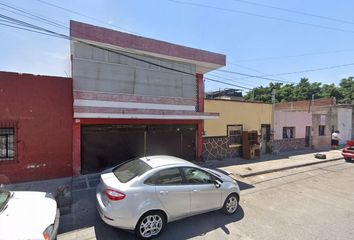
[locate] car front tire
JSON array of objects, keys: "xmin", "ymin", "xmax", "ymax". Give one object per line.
[
  {"xmin": 222, "ymin": 193, "xmax": 239, "ymax": 215},
  {"xmin": 345, "ymin": 157, "xmax": 353, "ymax": 162},
  {"xmin": 135, "ymin": 211, "xmax": 166, "ymax": 239}
]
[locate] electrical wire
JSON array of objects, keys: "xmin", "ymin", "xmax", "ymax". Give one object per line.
[
  {"xmin": 167, "ymin": 0, "xmax": 354, "ymax": 35},
  {"xmin": 216, "ymin": 69, "xmax": 296, "ymax": 84},
  {"xmin": 231, "ymin": 0, "xmax": 354, "ymax": 26},
  {"xmin": 216, "ymin": 62, "xmax": 354, "ymax": 81},
  {"xmin": 35, "ymin": 0, "xmax": 139, "ymax": 35},
  {"xmin": 234, "ymin": 48, "xmax": 354, "ymax": 63},
  {"xmin": 1, "ymin": 9, "xmax": 353, "ymax": 91},
  {"xmin": 204, "ymin": 77, "xmax": 252, "ymax": 90},
  {"xmin": 0, "ymin": 2, "xmax": 67, "ymax": 30}
]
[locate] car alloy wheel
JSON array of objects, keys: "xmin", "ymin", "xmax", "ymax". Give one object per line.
[
  {"xmin": 223, "ymin": 193, "xmax": 239, "ymax": 215},
  {"xmin": 136, "ymin": 211, "xmax": 165, "ymax": 239}
]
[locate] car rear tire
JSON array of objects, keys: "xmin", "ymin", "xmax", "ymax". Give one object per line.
[
  {"xmin": 135, "ymin": 211, "xmax": 166, "ymax": 239},
  {"xmin": 345, "ymin": 157, "xmax": 352, "ymax": 162},
  {"xmin": 222, "ymin": 193, "xmax": 239, "ymax": 215}
]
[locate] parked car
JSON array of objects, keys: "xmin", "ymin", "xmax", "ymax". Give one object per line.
[
  {"xmin": 342, "ymin": 140, "xmax": 354, "ymax": 162},
  {"xmin": 96, "ymin": 155, "xmax": 240, "ymax": 239},
  {"xmin": 0, "ymin": 188, "xmax": 60, "ymax": 240}
]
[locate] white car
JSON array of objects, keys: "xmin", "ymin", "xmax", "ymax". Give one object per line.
[
  {"xmin": 0, "ymin": 189, "xmax": 60, "ymax": 240},
  {"xmin": 96, "ymin": 155, "xmax": 240, "ymax": 239}
]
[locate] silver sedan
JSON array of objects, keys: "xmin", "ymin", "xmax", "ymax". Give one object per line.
[{"xmin": 96, "ymin": 155, "xmax": 240, "ymax": 239}]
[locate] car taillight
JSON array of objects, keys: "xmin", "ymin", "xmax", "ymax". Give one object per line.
[{"xmin": 104, "ymin": 189, "xmax": 126, "ymax": 201}]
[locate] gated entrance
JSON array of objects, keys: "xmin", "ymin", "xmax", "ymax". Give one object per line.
[{"xmin": 81, "ymin": 124, "xmax": 196, "ymax": 174}]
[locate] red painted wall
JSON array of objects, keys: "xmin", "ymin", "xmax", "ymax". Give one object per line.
[{"xmin": 0, "ymin": 72, "xmax": 73, "ymax": 183}]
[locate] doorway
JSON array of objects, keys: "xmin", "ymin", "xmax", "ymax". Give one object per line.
[
  {"xmin": 261, "ymin": 124, "xmax": 271, "ymax": 154},
  {"xmin": 305, "ymin": 126, "xmax": 311, "ymax": 147}
]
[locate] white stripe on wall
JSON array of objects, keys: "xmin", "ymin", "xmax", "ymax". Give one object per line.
[
  {"xmin": 74, "ymin": 99, "xmax": 196, "ymax": 111},
  {"xmin": 74, "ymin": 112, "xmax": 218, "ymax": 120}
]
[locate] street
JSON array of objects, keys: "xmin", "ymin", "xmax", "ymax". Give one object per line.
[{"xmin": 58, "ymin": 160, "xmax": 354, "ymax": 240}]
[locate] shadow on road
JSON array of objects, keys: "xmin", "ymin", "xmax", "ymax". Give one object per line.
[
  {"xmin": 58, "ymin": 188, "xmax": 245, "ymax": 240},
  {"xmin": 159, "ymin": 206, "xmax": 245, "ymax": 239}
]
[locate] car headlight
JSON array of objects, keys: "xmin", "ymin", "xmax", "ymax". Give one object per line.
[{"xmin": 43, "ymin": 224, "xmax": 54, "ymax": 240}]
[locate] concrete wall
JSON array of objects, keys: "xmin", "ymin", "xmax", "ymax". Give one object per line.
[
  {"xmin": 312, "ymin": 108, "xmax": 333, "ymax": 149},
  {"xmin": 274, "ymin": 111, "xmax": 312, "ymax": 140},
  {"xmin": 72, "ymin": 42, "xmax": 197, "ymax": 100},
  {"xmin": 0, "ymin": 72, "xmax": 73, "ymax": 183},
  {"xmin": 337, "ymin": 107, "xmax": 353, "ymax": 144},
  {"xmin": 204, "ymin": 99, "xmax": 272, "ymax": 136}
]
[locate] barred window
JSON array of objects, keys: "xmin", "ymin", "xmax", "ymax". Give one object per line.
[
  {"xmin": 283, "ymin": 127, "xmax": 295, "ymax": 139},
  {"xmin": 0, "ymin": 128, "xmax": 15, "ymax": 160},
  {"xmin": 228, "ymin": 125, "xmax": 243, "ymax": 144}
]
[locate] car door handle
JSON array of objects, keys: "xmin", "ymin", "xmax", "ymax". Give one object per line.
[
  {"xmin": 193, "ymin": 189, "xmax": 200, "ymax": 193},
  {"xmin": 159, "ymin": 190, "xmax": 169, "ymax": 194}
]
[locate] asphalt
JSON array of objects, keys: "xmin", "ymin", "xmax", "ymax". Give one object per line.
[
  {"xmin": 2, "ymin": 147, "xmax": 346, "ymax": 240},
  {"xmin": 5, "ymin": 148, "xmax": 344, "ymax": 198}
]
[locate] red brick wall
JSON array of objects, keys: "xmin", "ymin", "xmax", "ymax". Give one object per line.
[
  {"xmin": 0, "ymin": 72, "xmax": 73, "ymax": 183},
  {"xmin": 275, "ymin": 98, "xmax": 334, "ymax": 111}
]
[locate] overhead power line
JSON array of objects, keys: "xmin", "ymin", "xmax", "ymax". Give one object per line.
[
  {"xmin": 35, "ymin": 0, "xmax": 139, "ymax": 35},
  {"xmin": 216, "ymin": 69, "xmax": 296, "ymax": 84},
  {"xmin": 1, "ymin": 9, "xmax": 353, "ymax": 91},
  {"xmin": 232, "ymin": 0, "xmax": 354, "ymax": 25},
  {"xmin": 204, "ymin": 77, "xmax": 252, "ymax": 90},
  {"xmin": 217, "ymin": 62, "xmax": 354, "ymax": 81},
  {"xmin": 167, "ymin": 0, "xmax": 354, "ymax": 35},
  {"xmin": 234, "ymin": 48, "xmax": 354, "ymax": 63},
  {"xmin": 0, "ymin": 11, "xmax": 255, "ymax": 90},
  {"xmin": 0, "ymin": 2, "xmax": 67, "ymax": 30}
]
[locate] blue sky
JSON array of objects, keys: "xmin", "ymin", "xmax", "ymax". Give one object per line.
[{"xmin": 1, "ymin": 0, "xmax": 354, "ymax": 93}]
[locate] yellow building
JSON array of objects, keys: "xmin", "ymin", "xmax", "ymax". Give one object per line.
[{"xmin": 203, "ymin": 99, "xmax": 273, "ymax": 160}]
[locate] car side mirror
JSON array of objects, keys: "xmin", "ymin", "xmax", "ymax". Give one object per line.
[{"xmin": 214, "ymin": 179, "xmax": 222, "ymax": 188}]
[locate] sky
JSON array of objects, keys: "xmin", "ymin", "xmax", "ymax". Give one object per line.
[{"xmin": 1, "ymin": 0, "xmax": 354, "ymax": 93}]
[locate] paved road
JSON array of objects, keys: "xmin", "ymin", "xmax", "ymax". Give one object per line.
[{"xmin": 58, "ymin": 160, "xmax": 354, "ymax": 240}]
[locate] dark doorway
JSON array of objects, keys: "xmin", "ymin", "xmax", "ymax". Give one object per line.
[
  {"xmin": 81, "ymin": 124, "xmax": 196, "ymax": 174},
  {"xmin": 81, "ymin": 125, "xmax": 145, "ymax": 174},
  {"xmin": 305, "ymin": 126, "xmax": 311, "ymax": 147},
  {"xmin": 261, "ymin": 124, "xmax": 271, "ymax": 154}
]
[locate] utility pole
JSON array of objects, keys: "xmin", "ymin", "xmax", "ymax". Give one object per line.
[{"xmin": 271, "ymin": 89, "xmax": 276, "ymax": 153}]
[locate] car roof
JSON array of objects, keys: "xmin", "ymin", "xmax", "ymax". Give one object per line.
[{"xmin": 139, "ymin": 155, "xmax": 197, "ymax": 169}]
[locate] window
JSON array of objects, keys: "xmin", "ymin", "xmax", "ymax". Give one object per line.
[
  {"xmin": 228, "ymin": 125, "xmax": 243, "ymax": 144},
  {"xmin": 319, "ymin": 125, "xmax": 326, "ymax": 136},
  {"xmin": 182, "ymin": 167, "xmax": 215, "ymax": 184},
  {"xmin": 145, "ymin": 168, "xmax": 183, "ymax": 185},
  {"xmin": 283, "ymin": 127, "xmax": 295, "ymax": 139},
  {"xmin": 0, "ymin": 128, "xmax": 15, "ymax": 160},
  {"xmin": 113, "ymin": 158, "xmax": 152, "ymax": 183}
]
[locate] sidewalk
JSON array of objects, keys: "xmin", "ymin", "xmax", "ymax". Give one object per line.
[{"xmin": 198, "ymin": 149, "xmax": 344, "ymax": 178}]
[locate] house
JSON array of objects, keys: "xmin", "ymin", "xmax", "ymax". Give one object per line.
[
  {"xmin": 0, "ymin": 20, "xmax": 226, "ymax": 183},
  {"xmin": 0, "ymin": 72, "xmax": 73, "ymax": 183},
  {"xmin": 273, "ymin": 98, "xmax": 353, "ymax": 152},
  {"xmin": 203, "ymin": 99, "xmax": 272, "ymax": 160},
  {"xmin": 69, "ymin": 21, "xmax": 225, "ymax": 175}
]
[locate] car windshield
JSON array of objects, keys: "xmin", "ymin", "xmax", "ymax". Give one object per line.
[
  {"xmin": 0, "ymin": 189, "xmax": 11, "ymax": 211},
  {"xmin": 113, "ymin": 158, "xmax": 152, "ymax": 183}
]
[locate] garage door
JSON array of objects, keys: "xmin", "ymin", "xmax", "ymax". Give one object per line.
[{"xmin": 81, "ymin": 124, "xmax": 196, "ymax": 174}]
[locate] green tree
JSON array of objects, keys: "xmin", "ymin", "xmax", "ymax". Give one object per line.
[
  {"xmin": 243, "ymin": 76, "xmax": 354, "ymax": 103},
  {"xmin": 338, "ymin": 77, "xmax": 354, "ymax": 103}
]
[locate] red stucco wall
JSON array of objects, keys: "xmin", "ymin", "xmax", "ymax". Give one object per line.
[{"xmin": 0, "ymin": 72, "xmax": 73, "ymax": 183}]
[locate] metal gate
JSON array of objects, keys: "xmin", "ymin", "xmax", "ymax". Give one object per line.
[{"xmin": 81, "ymin": 124, "xmax": 196, "ymax": 174}]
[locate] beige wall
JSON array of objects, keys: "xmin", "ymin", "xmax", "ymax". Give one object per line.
[{"xmin": 204, "ymin": 99, "xmax": 273, "ymax": 136}]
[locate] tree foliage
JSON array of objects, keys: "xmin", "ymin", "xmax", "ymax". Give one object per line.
[{"xmin": 244, "ymin": 77, "xmax": 354, "ymax": 104}]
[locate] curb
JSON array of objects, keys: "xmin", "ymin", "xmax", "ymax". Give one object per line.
[{"xmin": 237, "ymin": 157, "xmax": 344, "ymax": 178}]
